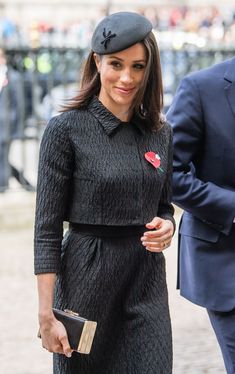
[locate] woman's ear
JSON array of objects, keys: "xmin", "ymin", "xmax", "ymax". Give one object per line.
[{"xmin": 93, "ymin": 53, "xmax": 101, "ymax": 73}]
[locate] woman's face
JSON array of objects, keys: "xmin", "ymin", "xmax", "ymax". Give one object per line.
[{"xmin": 94, "ymin": 43, "xmax": 147, "ymax": 120}]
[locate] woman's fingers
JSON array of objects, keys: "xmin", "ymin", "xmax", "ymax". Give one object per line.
[
  {"xmin": 144, "ymin": 219, "xmax": 174, "ymax": 238},
  {"xmin": 145, "ymin": 216, "xmax": 162, "ymax": 230},
  {"xmin": 46, "ymin": 343, "xmax": 64, "ymax": 354},
  {"xmin": 141, "ymin": 233, "xmax": 173, "ymax": 247},
  {"xmin": 42, "ymin": 337, "xmax": 63, "ymax": 353},
  {"xmin": 60, "ymin": 334, "xmax": 73, "ymax": 358},
  {"xmin": 41, "ymin": 320, "xmax": 72, "ymax": 357},
  {"xmin": 141, "ymin": 234, "xmax": 172, "ymax": 243},
  {"xmin": 141, "ymin": 218, "xmax": 174, "ymax": 252},
  {"xmin": 133, "ymin": 216, "xmax": 175, "ymax": 252},
  {"xmin": 142, "ymin": 239, "xmax": 171, "ymax": 252}
]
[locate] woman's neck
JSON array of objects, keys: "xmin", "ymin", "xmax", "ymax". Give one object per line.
[
  {"xmin": 97, "ymin": 95, "xmax": 132, "ymax": 122},
  {"xmin": 115, "ymin": 110, "xmax": 131, "ymax": 122}
]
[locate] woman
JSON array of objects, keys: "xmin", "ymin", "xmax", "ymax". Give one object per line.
[{"xmin": 34, "ymin": 11, "xmax": 175, "ymax": 374}]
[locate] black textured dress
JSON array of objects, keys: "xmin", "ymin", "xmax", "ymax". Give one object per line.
[{"xmin": 34, "ymin": 97, "xmax": 175, "ymax": 374}]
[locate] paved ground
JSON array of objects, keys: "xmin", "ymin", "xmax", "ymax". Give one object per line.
[{"xmin": 0, "ymin": 189, "xmax": 226, "ymax": 374}]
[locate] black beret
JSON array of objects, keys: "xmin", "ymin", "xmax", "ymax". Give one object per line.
[{"xmin": 91, "ymin": 12, "xmax": 152, "ymax": 55}]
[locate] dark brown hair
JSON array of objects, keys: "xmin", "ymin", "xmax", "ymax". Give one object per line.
[{"xmin": 63, "ymin": 31, "xmax": 164, "ymax": 130}]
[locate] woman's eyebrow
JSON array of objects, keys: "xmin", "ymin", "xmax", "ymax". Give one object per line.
[
  {"xmin": 107, "ymin": 56, "xmax": 146, "ymax": 63},
  {"xmin": 133, "ymin": 59, "xmax": 146, "ymax": 63},
  {"xmin": 107, "ymin": 55, "xmax": 123, "ymax": 61}
]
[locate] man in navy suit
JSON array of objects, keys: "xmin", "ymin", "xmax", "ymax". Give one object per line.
[{"xmin": 167, "ymin": 57, "xmax": 235, "ymax": 373}]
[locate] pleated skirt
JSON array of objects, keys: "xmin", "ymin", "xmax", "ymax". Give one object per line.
[{"xmin": 53, "ymin": 224, "xmax": 172, "ymax": 374}]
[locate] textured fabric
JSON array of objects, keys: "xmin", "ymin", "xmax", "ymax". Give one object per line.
[
  {"xmin": 53, "ymin": 226, "xmax": 172, "ymax": 374},
  {"xmin": 34, "ymin": 96, "xmax": 174, "ymax": 373},
  {"xmin": 34, "ymin": 96, "xmax": 174, "ymax": 274}
]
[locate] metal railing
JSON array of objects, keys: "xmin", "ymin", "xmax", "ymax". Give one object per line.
[{"xmin": 1, "ymin": 47, "xmax": 234, "ymax": 191}]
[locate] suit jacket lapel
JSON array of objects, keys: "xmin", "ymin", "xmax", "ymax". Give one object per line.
[{"xmin": 224, "ymin": 58, "xmax": 235, "ymax": 118}]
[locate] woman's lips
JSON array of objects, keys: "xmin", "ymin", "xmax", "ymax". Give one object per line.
[{"xmin": 115, "ymin": 87, "xmax": 135, "ymax": 95}]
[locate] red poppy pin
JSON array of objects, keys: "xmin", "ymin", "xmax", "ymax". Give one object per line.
[{"xmin": 144, "ymin": 151, "xmax": 164, "ymax": 172}]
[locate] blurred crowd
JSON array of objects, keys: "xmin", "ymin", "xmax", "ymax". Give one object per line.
[
  {"xmin": 0, "ymin": 4, "xmax": 235, "ymax": 191},
  {"xmin": 1, "ymin": 5, "xmax": 235, "ymax": 50}
]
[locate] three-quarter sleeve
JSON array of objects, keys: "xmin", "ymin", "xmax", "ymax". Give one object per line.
[
  {"xmin": 158, "ymin": 126, "xmax": 175, "ymax": 231},
  {"xmin": 34, "ymin": 116, "xmax": 74, "ymax": 274}
]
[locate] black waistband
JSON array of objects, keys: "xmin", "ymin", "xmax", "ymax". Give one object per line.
[{"xmin": 69, "ymin": 223, "xmax": 146, "ymax": 238}]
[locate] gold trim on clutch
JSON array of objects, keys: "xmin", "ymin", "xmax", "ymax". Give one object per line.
[
  {"xmin": 77, "ymin": 321, "xmax": 97, "ymax": 354},
  {"xmin": 64, "ymin": 309, "xmax": 79, "ymax": 317}
]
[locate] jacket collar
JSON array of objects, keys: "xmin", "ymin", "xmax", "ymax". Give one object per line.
[
  {"xmin": 224, "ymin": 57, "xmax": 235, "ymax": 83},
  {"xmin": 88, "ymin": 96, "xmax": 146, "ymax": 136},
  {"xmin": 224, "ymin": 57, "xmax": 235, "ymax": 118}
]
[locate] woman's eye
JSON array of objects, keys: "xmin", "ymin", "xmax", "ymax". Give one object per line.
[
  {"xmin": 111, "ymin": 61, "xmax": 121, "ymax": 68},
  {"xmin": 134, "ymin": 64, "xmax": 145, "ymax": 70}
]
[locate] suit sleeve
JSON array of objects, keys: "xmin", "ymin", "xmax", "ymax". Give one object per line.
[
  {"xmin": 34, "ymin": 116, "xmax": 74, "ymax": 274},
  {"xmin": 166, "ymin": 76, "xmax": 235, "ymax": 235}
]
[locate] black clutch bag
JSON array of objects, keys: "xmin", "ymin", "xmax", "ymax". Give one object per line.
[{"xmin": 38, "ymin": 308, "xmax": 97, "ymax": 354}]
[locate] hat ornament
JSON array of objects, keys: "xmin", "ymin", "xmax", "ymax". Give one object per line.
[{"xmin": 101, "ymin": 28, "xmax": 117, "ymax": 50}]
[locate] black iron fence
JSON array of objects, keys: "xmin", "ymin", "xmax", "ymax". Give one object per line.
[
  {"xmin": 0, "ymin": 47, "xmax": 234, "ymax": 191},
  {"xmin": 161, "ymin": 48, "xmax": 235, "ymax": 110}
]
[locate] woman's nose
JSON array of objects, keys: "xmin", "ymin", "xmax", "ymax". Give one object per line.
[{"xmin": 120, "ymin": 69, "xmax": 133, "ymax": 83}]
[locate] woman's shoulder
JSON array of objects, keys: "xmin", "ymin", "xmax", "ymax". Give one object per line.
[
  {"xmin": 47, "ymin": 109, "xmax": 79, "ymax": 127},
  {"xmin": 148, "ymin": 118, "xmax": 173, "ymax": 152},
  {"xmin": 45, "ymin": 108, "xmax": 90, "ymax": 134},
  {"xmin": 156, "ymin": 115, "xmax": 173, "ymax": 138}
]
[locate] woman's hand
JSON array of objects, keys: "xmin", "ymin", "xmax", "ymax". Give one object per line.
[
  {"xmin": 36, "ymin": 274, "xmax": 72, "ymax": 357},
  {"xmin": 141, "ymin": 217, "xmax": 174, "ymax": 252},
  {"xmin": 39, "ymin": 312, "xmax": 72, "ymax": 358}
]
